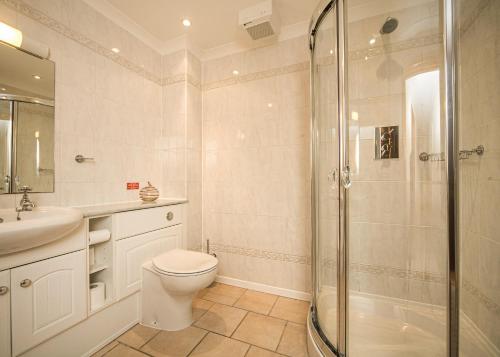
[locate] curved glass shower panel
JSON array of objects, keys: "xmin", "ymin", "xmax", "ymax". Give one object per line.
[
  {"xmin": 312, "ymin": 4, "xmax": 339, "ymax": 349},
  {"xmin": 345, "ymin": 1, "xmax": 448, "ymax": 356}
]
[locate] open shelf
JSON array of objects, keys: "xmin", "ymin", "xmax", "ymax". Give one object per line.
[
  {"xmin": 89, "ymin": 264, "xmax": 108, "ymax": 274},
  {"xmin": 87, "ymin": 215, "xmax": 115, "ymax": 315}
]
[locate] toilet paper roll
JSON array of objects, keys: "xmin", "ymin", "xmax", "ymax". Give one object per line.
[
  {"xmin": 89, "ymin": 229, "xmax": 111, "ymax": 245},
  {"xmin": 90, "ymin": 282, "xmax": 105, "ymax": 310}
]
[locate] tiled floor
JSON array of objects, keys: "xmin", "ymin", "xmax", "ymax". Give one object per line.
[{"xmin": 92, "ymin": 283, "xmax": 310, "ymax": 357}]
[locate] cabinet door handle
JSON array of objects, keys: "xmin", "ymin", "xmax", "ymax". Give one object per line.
[
  {"xmin": 0, "ymin": 286, "xmax": 8, "ymax": 295},
  {"xmin": 20, "ymin": 279, "xmax": 32, "ymax": 288},
  {"xmin": 166, "ymin": 212, "xmax": 174, "ymax": 221}
]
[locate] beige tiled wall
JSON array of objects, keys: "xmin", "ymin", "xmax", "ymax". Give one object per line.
[
  {"xmin": 458, "ymin": 0, "xmax": 500, "ymax": 349},
  {"xmin": 0, "ymin": 0, "xmax": 163, "ymax": 208},
  {"xmin": 161, "ymin": 50, "xmax": 202, "ymax": 251},
  {"xmin": 202, "ymin": 36, "xmax": 311, "ymax": 293}
]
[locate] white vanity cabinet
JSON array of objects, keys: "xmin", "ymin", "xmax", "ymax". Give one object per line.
[
  {"xmin": 0, "ymin": 270, "xmax": 11, "ymax": 357},
  {"xmin": 10, "ymin": 250, "xmax": 87, "ymax": 356},
  {"xmin": 114, "ymin": 204, "xmax": 184, "ymax": 300},
  {"xmin": 116, "ymin": 225, "xmax": 182, "ymax": 299}
]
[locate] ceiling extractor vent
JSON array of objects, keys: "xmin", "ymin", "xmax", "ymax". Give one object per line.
[{"xmin": 239, "ymin": 0, "xmax": 280, "ymax": 40}]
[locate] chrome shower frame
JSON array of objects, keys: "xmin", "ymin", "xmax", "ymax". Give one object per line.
[{"xmin": 307, "ymin": 0, "xmax": 460, "ymax": 355}]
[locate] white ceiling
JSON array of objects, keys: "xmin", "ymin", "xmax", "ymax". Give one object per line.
[{"xmin": 86, "ymin": 0, "xmax": 320, "ymax": 54}]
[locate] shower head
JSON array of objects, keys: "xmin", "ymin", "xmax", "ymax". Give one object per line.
[{"xmin": 380, "ymin": 17, "xmax": 398, "ymax": 34}]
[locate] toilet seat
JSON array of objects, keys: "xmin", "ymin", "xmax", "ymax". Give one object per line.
[{"xmin": 152, "ymin": 249, "xmax": 218, "ymax": 276}]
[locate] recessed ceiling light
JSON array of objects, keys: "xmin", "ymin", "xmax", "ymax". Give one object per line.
[
  {"xmin": 329, "ymin": 49, "xmax": 334, "ymax": 55},
  {"xmin": 182, "ymin": 19, "xmax": 191, "ymax": 27},
  {"xmin": 32, "ymin": 75, "xmax": 41, "ymax": 80},
  {"xmin": 0, "ymin": 88, "xmax": 6, "ymax": 91},
  {"xmin": 369, "ymin": 38, "xmax": 376, "ymax": 45},
  {"xmin": 232, "ymin": 70, "xmax": 239, "ymax": 76},
  {"xmin": 267, "ymin": 103, "xmax": 273, "ymax": 108},
  {"xmin": 111, "ymin": 47, "xmax": 120, "ymax": 53}
]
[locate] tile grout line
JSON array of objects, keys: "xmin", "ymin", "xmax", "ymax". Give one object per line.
[
  {"xmin": 229, "ymin": 310, "xmax": 249, "ymax": 338},
  {"xmin": 101, "ymin": 342, "xmax": 120, "ymax": 357},
  {"xmin": 185, "ymin": 329, "xmax": 209, "ymax": 357},
  {"xmin": 107, "ymin": 342, "xmax": 153, "ymax": 357},
  {"xmin": 138, "ymin": 328, "xmax": 162, "ymax": 350},
  {"xmin": 268, "ymin": 295, "xmax": 281, "ymax": 316},
  {"xmin": 274, "ymin": 320, "xmax": 288, "ymax": 354}
]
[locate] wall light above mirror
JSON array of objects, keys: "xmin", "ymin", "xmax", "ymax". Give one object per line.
[{"xmin": 0, "ymin": 40, "xmax": 55, "ymax": 194}]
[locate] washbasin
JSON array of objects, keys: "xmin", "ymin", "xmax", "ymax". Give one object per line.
[{"xmin": 0, "ymin": 206, "xmax": 83, "ymax": 256}]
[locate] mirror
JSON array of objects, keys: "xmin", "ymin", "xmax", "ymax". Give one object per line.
[{"xmin": 0, "ymin": 42, "xmax": 55, "ymax": 194}]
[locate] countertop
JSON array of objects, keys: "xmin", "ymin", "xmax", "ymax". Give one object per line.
[{"xmin": 76, "ymin": 198, "xmax": 187, "ymax": 217}]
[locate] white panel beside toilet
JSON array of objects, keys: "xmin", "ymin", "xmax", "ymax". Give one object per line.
[{"xmin": 115, "ymin": 225, "xmax": 182, "ymax": 299}]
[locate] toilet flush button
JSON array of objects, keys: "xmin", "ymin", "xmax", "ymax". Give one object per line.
[{"xmin": 166, "ymin": 212, "xmax": 174, "ymax": 221}]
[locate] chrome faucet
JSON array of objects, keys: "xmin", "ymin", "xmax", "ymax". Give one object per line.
[{"xmin": 16, "ymin": 186, "xmax": 35, "ymax": 220}]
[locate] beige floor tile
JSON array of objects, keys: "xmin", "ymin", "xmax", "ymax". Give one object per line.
[
  {"xmin": 117, "ymin": 324, "xmax": 159, "ymax": 349},
  {"xmin": 193, "ymin": 299, "xmax": 215, "ymax": 321},
  {"xmin": 140, "ymin": 326, "xmax": 207, "ymax": 357},
  {"xmin": 234, "ymin": 290, "xmax": 278, "ymax": 315},
  {"xmin": 246, "ymin": 345, "xmax": 286, "ymax": 357},
  {"xmin": 270, "ymin": 297, "xmax": 309, "ymax": 324},
  {"xmin": 194, "ymin": 303, "xmax": 247, "ymax": 336},
  {"xmin": 91, "ymin": 340, "xmax": 119, "ymax": 357},
  {"xmin": 277, "ymin": 322, "xmax": 308, "ymax": 357},
  {"xmin": 232, "ymin": 312, "xmax": 286, "ymax": 351},
  {"xmin": 189, "ymin": 333, "xmax": 249, "ymax": 357},
  {"xmin": 104, "ymin": 343, "xmax": 149, "ymax": 357},
  {"xmin": 198, "ymin": 283, "xmax": 246, "ymax": 305}
]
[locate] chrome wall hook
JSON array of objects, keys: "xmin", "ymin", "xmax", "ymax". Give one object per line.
[{"xmin": 75, "ymin": 155, "xmax": 95, "ymax": 163}]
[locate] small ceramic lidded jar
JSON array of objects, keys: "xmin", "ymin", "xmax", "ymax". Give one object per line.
[{"xmin": 139, "ymin": 182, "xmax": 159, "ymax": 202}]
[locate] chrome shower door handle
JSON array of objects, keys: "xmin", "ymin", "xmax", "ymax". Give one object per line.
[{"xmin": 341, "ymin": 166, "xmax": 352, "ymax": 189}]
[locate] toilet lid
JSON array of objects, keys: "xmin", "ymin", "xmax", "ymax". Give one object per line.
[{"xmin": 152, "ymin": 249, "xmax": 218, "ymax": 275}]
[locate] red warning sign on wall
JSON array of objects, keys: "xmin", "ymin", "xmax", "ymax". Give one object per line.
[{"xmin": 126, "ymin": 182, "xmax": 139, "ymax": 190}]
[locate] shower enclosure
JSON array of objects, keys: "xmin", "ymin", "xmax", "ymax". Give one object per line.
[{"xmin": 308, "ymin": 0, "xmax": 500, "ymax": 356}]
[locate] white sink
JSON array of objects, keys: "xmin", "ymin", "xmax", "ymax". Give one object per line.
[{"xmin": 0, "ymin": 206, "xmax": 83, "ymax": 256}]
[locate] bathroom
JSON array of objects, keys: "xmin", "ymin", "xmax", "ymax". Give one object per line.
[{"xmin": 0, "ymin": 0, "xmax": 498, "ymax": 356}]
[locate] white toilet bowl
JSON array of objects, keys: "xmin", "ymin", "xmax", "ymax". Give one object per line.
[{"xmin": 141, "ymin": 249, "xmax": 218, "ymax": 331}]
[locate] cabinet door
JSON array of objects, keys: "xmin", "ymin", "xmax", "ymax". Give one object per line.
[
  {"xmin": 0, "ymin": 270, "xmax": 10, "ymax": 357},
  {"xmin": 11, "ymin": 250, "xmax": 86, "ymax": 356},
  {"xmin": 116, "ymin": 225, "xmax": 182, "ymax": 299}
]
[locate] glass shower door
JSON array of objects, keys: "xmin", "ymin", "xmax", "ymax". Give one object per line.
[
  {"xmin": 311, "ymin": 3, "xmax": 340, "ymax": 353},
  {"xmin": 345, "ymin": 1, "xmax": 448, "ymax": 356}
]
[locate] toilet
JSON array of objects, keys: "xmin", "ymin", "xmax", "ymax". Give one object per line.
[{"xmin": 141, "ymin": 249, "xmax": 218, "ymax": 331}]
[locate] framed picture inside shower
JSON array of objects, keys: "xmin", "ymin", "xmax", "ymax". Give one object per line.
[{"xmin": 0, "ymin": 41, "xmax": 55, "ymax": 194}]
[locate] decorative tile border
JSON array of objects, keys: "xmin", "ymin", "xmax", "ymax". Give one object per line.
[
  {"xmin": 350, "ymin": 262, "xmax": 446, "ymax": 284},
  {"xmin": 162, "ymin": 73, "xmax": 201, "ymax": 90},
  {"xmin": 349, "ymin": 33, "xmax": 442, "ymax": 62},
  {"xmin": 2, "ymin": 0, "xmax": 162, "ymax": 85},
  {"xmin": 210, "ymin": 242, "xmax": 311, "ymax": 265},
  {"xmin": 202, "ymin": 62, "xmax": 309, "ymax": 92},
  {"xmin": 459, "ymin": 0, "xmax": 491, "ymax": 35},
  {"xmin": 323, "ymin": 258, "xmax": 500, "ymax": 316},
  {"xmin": 463, "ymin": 279, "xmax": 500, "ymax": 316},
  {"xmin": 322, "ymin": 258, "xmax": 446, "ymax": 283},
  {"xmin": 204, "ymin": 32, "xmax": 442, "ymax": 91}
]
